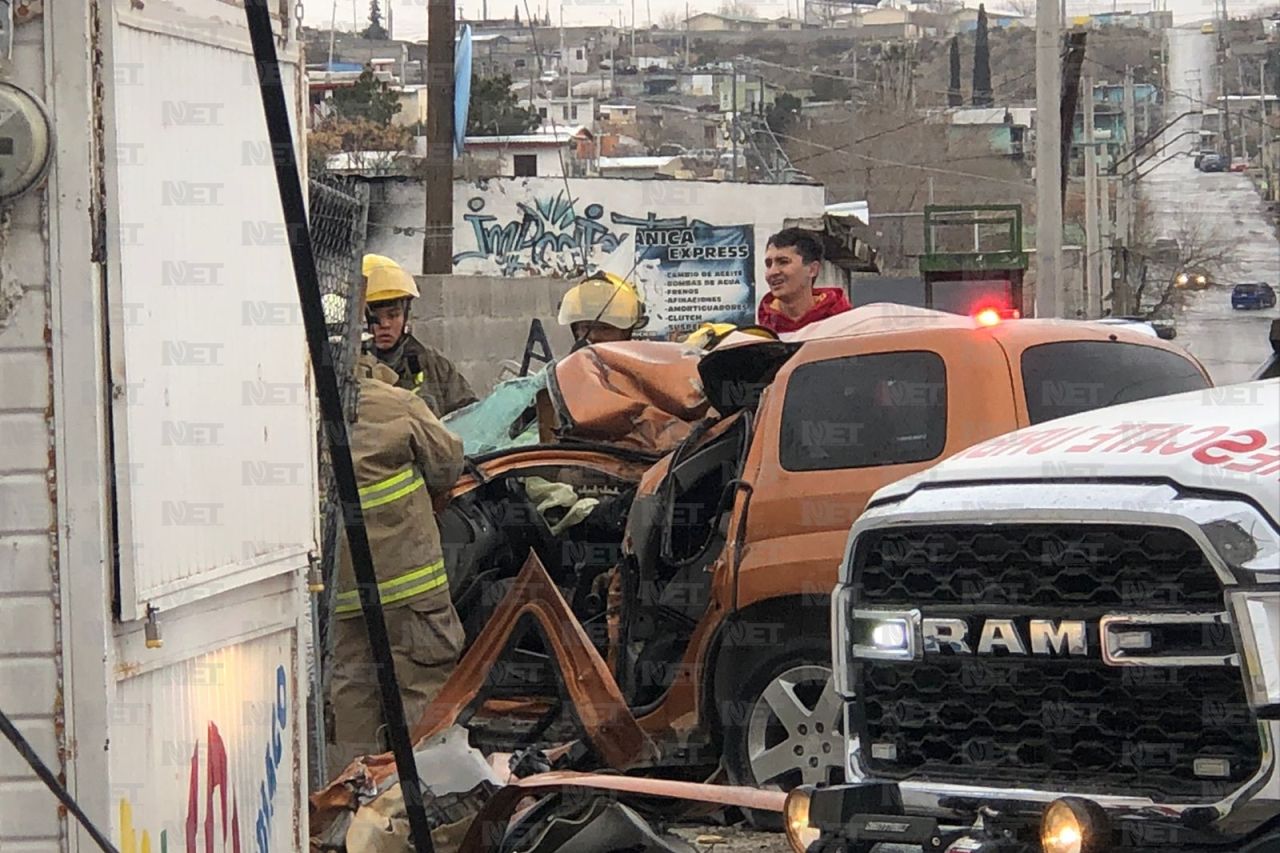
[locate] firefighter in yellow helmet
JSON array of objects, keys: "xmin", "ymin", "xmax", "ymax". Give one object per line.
[
  {"xmin": 326, "ymin": 351, "xmax": 466, "ymax": 778},
  {"xmin": 558, "ymin": 271, "xmax": 649, "ymax": 347},
  {"xmin": 362, "ymin": 254, "xmax": 478, "ymax": 417}
]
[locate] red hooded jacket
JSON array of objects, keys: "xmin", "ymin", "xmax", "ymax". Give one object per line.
[{"xmin": 756, "ymin": 287, "xmax": 853, "ymax": 334}]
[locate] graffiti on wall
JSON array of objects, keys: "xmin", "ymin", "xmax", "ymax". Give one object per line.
[
  {"xmin": 453, "ymin": 191, "xmax": 625, "ymax": 277},
  {"xmin": 118, "ymin": 666, "xmax": 289, "ymax": 853},
  {"xmin": 451, "ymin": 187, "xmax": 708, "ymax": 278}
]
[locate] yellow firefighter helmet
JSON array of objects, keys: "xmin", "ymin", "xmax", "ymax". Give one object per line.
[
  {"xmin": 682, "ymin": 322, "xmax": 738, "ymax": 350},
  {"xmin": 557, "ymin": 272, "xmax": 648, "ymax": 332},
  {"xmin": 362, "ymin": 254, "xmax": 420, "ymax": 304},
  {"xmin": 683, "ymin": 322, "xmax": 778, "ymax": 350}
]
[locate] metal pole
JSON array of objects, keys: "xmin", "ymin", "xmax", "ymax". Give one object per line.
[
  {"xmin": 1083, "ymin": 69, "xmax": 1098, "ymax": 320},
  {"xmin": 423, "ymin": 0, "xmax": 456, "ymax": 273},
  {"xmin": 241, "ymin": 3, "xmax": 437, "ymax": 851},
  {"xmin": 1036, "ymin": 0, "xmax": 1063, "ymax": 318}
]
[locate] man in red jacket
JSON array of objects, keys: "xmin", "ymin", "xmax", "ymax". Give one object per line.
[{"xmin": 756, "ymin": 228, "xmax": 853, "ymax": 334}]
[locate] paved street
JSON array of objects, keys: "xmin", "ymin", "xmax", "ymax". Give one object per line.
[{"xmin": 1141, "ymin": 25, "xmax": 1280, "ymax": 386}]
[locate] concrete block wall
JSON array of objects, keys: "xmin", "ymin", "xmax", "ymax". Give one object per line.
[{"xmin": 412, "ymin": 274, "xmax": 579, "ymax": 396}]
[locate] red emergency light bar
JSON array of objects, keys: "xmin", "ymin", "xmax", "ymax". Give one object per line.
[{"xmin": 973, "ymin": 306, "xmax": 1020, "ymax": 326}]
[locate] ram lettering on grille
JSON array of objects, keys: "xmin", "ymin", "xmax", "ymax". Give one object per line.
[{"xmin": 922, "ymin": 618, "xmax": 1088, "ymax": 656}]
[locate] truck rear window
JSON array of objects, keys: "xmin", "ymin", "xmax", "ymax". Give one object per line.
[
  {"xmin": 1021, "ymin": 341, "xmax": 1209, "ymax": 424},
  {"xmin": 780, "ymin": 351, "xmax": 947, "ymax": 471}
]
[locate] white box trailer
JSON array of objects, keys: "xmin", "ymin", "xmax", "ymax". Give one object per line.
[{"xmin": 0, "ymin": 1, "xmax": 315, "ymax": 850}]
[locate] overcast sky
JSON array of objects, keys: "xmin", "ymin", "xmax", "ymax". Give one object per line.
[{"xmin": 306, "ymin": 0, "xmax": 1269, "ymax": 43}]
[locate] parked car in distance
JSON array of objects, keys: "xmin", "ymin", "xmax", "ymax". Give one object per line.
[
  {"xmin": 1200, "ymin": 153, "xmax": 1227, "ymax": 172},
  {"xmin": 1151, "ymin": 236, "xmax": 1181, "ymax": 263},
  {"xmin": 1232, "ymin": 281, "xmax": 1278, "ymax": 310},
  {"xmin": 1193, "ymin": 150, "xmax": 1217, "ymax": 170}
]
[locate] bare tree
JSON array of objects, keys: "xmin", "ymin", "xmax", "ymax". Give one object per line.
[
  {"xmin": 658, "ymin": 9, "xmax": 683, "ymax": 29},
  {"xmin": 718, "ymin": 0, "xmax": 757, "ymax": 19},
  {"xmin": 1129, "ymin": 210, "xmax": 1236, "ymax": 315},
  {"xmin": 1003, "ymin": 0, "xmax": 1037, "ymax": 17}
]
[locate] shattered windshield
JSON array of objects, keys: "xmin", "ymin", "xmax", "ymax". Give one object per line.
[{"xmin": 442, "ymin": 370, "xmax": 549, "ymax": 456}]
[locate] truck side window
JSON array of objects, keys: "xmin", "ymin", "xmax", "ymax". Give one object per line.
[
  {"xmin": 1021, "ymin": 341, "xmax": 1210, "ymax": 424},
  {"xmin": 779, "ymin": 351, "xmax": 948, "ymax": 471}
]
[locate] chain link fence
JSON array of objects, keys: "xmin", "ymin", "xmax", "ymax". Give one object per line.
[{"xmin": 305, "ymin": 174, "xmax": 370, "ymax": 790}]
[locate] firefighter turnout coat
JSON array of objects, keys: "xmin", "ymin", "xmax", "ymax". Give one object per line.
[{"xmin": 334, "ymin": 355, "xmax": 465, "ymax": 615}]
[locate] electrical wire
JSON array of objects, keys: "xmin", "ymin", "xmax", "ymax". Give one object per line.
[
  {"xmin": 786, "ymin": 73, "xmax": 1041, "ymax": 165},
  {"xmin": 773, "ymin": 128, "xmax": 1108, "ymax": 204},
  {"xmin": 1082, "ymin": 54, "xmax": 1277, "ymax": 132},
  {"xmin": 747, "ymin": 56, "xmax": 1039, "ymax": 104},
  {"xmin": 0, "ymin": 708, "xmax": 120, "ymax": 853}
]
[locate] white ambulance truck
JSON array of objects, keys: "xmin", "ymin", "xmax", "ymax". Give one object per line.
[{"xmin": 0, "ymin": 2, "xmax": 314, "ymax": 849}]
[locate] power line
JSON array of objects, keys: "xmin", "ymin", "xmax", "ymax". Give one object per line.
[
  {"xmin": 748, "ymin": 56, "xmax": 1039, "ymax": 104},
  {"xmin": 771, "ymin": 129, "xmax": 1043, "ymax": 194},
  {"xmin": 784, "ymin": 69, "xmax": 1040, "ymax": 165},
  {"xmin": 1082, "ymin": 55, "xmax": 1275, "ymax": 132}
]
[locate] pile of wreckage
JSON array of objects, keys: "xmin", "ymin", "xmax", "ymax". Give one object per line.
[{"xmin": 308, "ymin": 305, "xmax": 1034, "ymax": 852}]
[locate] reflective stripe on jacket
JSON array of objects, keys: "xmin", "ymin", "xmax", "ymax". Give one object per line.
[{"xmin": 335, "ymin": 356, "xmax": 464, "ymax": 619}]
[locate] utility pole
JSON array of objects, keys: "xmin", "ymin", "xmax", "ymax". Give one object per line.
[
  {"xmin": 731, "ymin": 63, "xmax": 738, "ymax": 181},
  {"xmin": 1083, "ymin": 69, "xmax": 1098, "ymax": 320},
  {"xmin": 1117, "ymin": 67, "xmax": 1137, "ymax": 314},
  {"xmin": 561, "ymin": 9, "xmax": 573, "ymax": 128},
  {"xmin": 422, "ymin": 0, "xmax": 456, "ymax": 273},
  {"xmin": 328, "ymin": 0, "xmax": 339, "ymax": 71},
  {"xmin": 1264, "ymin": 63, "xmax": 1273, "ymax": 201},
  {"xmin": 1098, "ymin": 159, "xmax": 1111, "ymax": 319},
  {"xmin": 684, "ymin": 2, "xmax": 690, "ymax": 69},
  {"xmin": 1035, "ymin": 0, "xmax": 1063, "ymax": 318},
  {"xmin": 1218, "ymin": 0, "xmax": 1233, "ymax": 163}
]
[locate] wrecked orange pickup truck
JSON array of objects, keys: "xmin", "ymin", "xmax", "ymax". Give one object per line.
[{"xmin": 415, "ymin": 305, "xmax": 1212, "ymax": 797}]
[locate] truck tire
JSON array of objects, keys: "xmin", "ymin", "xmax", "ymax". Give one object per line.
[{"xmin": 719, "ymin": 636, "xmax": 845, "ymax": 829}]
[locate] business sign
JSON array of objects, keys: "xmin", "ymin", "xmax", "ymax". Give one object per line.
[{"xmin": 631, "ymin": 221, "xmax": 756, "ymax": 339}]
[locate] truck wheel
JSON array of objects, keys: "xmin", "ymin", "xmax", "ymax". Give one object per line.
[{"xmin": 720, "ymin": 640, "xmax": 845, "ymax": 828}]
